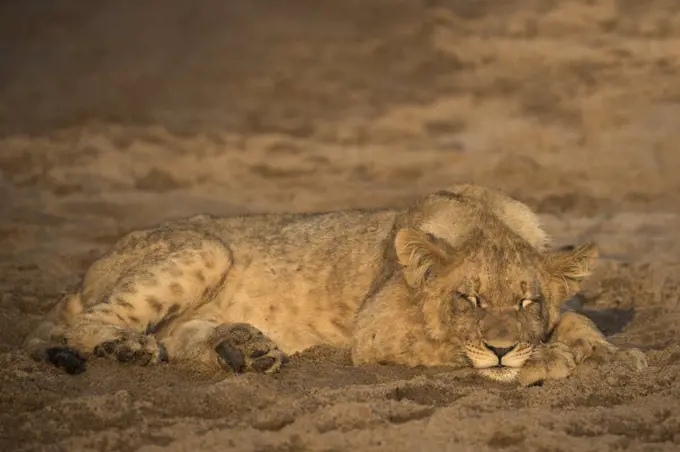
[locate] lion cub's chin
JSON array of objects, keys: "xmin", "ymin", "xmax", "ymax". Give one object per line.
[{"xmin": 477, "ymin": 367, "xmax": 520, "ymax": 383}]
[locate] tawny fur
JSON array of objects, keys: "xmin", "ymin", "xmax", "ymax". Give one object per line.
[{"xmin": 24, "ymin": 184, "xmax": 646, "ymax": 385}]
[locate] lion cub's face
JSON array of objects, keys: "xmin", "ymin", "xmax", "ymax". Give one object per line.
[{"xmin": 394, "ymin": 227, "xmax": 598, "ymax": 382}]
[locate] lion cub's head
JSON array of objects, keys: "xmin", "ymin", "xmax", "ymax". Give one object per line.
[{"xmin": 393, "ymin": 218, "xmax": 597, "ymax": 382}]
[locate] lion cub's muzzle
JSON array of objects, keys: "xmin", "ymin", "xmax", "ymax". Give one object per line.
[{"xmin": 464, "ymin": 340, "xmax": 534, "ymax": 382}]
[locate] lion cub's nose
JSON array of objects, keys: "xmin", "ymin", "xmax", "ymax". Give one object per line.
[{"xmin": 484, "ymin": 343, "xmax": 517, "ymax": 359}]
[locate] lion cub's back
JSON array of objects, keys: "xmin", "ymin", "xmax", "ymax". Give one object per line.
[
  {"xmin": 186, "ymin": 209, "xmax": 399, "ymax": 351},
  {"xmin": 183, "ymin": 208, "xmax": 396, "ymax": 254}
]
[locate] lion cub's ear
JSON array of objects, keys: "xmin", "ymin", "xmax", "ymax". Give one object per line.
[
  {"xmin": 546, "ymin": 243, "xmax": 599, "ymax": 296},
  {"xmin": 394, "ymin": 227, "xmax": 451, "ymax": 288}
]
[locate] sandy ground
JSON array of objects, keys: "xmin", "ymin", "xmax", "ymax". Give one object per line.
[{"xmin": 2, "ymin": 1, "xmax": 680, "ymax": 450}]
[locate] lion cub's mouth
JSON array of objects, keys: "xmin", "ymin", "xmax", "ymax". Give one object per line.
[
  {"xmin": 464, "ymin": 343, "xmax": 533, "ymax": 382},
  {"xmin": 478, "ymin": 366, "xmax": 521, "ymax": 382}
]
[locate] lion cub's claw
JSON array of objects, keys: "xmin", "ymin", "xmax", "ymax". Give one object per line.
[{"xmin": 214, "ymin": 323, "xmax": 288, "ymax": 374}]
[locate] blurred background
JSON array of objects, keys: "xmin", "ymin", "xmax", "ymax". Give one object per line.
[{"xmin": 2, "ymin": 0, "xmax": 680, "ymax": 222}]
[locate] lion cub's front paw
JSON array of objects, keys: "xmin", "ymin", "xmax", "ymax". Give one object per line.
[
  {"xmin": 517, "ymin": 343, "xmax": 576, "ymax": 387},
  {"xmin": 213, "ymin": 323, "xmax": 288, "ymax": 374},
  {"xmin": 577, "ymin": 339, "xmax": 648, "ymax": 372}
]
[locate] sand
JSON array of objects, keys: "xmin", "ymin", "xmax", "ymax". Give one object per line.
[{"xmin": 1, "ymin": 1, "xmax": 680, "ymax": 450}]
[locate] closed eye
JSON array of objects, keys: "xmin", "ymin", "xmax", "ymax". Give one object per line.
[
  {"xmin": 520, "ymin": 298, "xmax": 540, "ymax": 309},
  {"xmin": 457, "ymin": 291, "xmax": 482, "ymax": 308}
]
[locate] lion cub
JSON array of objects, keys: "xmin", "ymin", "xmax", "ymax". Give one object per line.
[{"xmin": 25, "ymin": 184, "xmax": 646, "ymax": 385}]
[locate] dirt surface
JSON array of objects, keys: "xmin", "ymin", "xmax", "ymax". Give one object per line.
[{"xmin": 2, "ymin": 1, "xmax": 680, "ymax": 451}]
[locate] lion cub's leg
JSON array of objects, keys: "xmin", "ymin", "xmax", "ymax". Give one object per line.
[
  {"xmin": 550, "ymin": 311, "xmax": 647, "ymax": 369},
  {"xmin": 518, "ymin": 311, "xmax": 647, "ymax": 386},
  {"xmin": 161, "ymin": 320, "xmax": 288, "ymax": 374},
  {"xmin": 24, "ymin": 292, "xmax": 88, "ymax": 374},
  {"xmin": 62, "ymin": 238, "xmax": 232, "ymax": 367}
]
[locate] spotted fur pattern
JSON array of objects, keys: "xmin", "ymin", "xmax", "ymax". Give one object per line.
[{"xmin": 24, "ymin": 184, "xmax": 646, "ymax": 385}]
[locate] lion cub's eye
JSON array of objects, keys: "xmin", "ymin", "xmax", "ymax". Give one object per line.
[
  {"xmin": 457, "ymin": 291, "xmax": 482, "ymax": 308},
  {"xmin": 519, "ymin": 298, "xmax": 539, "ymax": 309}
]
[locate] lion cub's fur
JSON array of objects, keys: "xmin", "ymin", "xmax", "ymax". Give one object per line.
[{"xmin": 24, "ymin": 184, "xmax": 645, "ymax": 385}]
